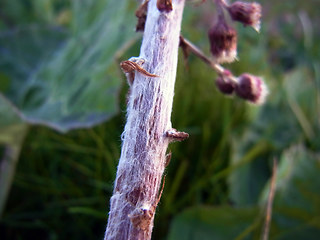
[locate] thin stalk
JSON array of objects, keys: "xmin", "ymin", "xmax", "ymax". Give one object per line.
[{"xmin": 0, "ymin": 124, "xmax": 28, "ymax": 218}]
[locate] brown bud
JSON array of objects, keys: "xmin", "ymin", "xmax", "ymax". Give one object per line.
[
  {"xmin": 157, "ymin": 0, "xmax": 173, "ymax": 12},
  {"xmin": 235, "ymin": 73, "xmax": 268, "ymax": 105},
  {"xmin": 208, "ymin": 16, "xmax": 237, "ymax": 63},
  {"xmin": 216, "ymin": 70, "xmax": 236, "ymax": 95},
  {"xmin": 227, "ymin": 1, "xmax": 262, "ymax": 32},
  {"xmin": 135, "ymin": 0, "xmax": 149, "ymax": 32}
]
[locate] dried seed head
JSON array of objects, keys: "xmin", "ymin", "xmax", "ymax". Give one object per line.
[
  {"xmin": 216, "ymin": 71, "xmax": 236, "ymax": 95},
  {"xmin": 227, "ymin": 1, "xmax": 262, "ymax": 32},
  {"xmin": 235, "ymin": 73, "xmax": 268, "ymax": 105},
  {"xmin": 208, "ymin": 16, "xmax": 238, "ymax": 63}
]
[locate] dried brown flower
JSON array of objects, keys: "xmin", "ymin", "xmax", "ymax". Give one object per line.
[
  {"xmin": 227, "ymin": 1, "xmax": 262, "ymax": 32},
  {"xmin": 208, "ymin": 16, "xmax": 238, "ymax": 63}
]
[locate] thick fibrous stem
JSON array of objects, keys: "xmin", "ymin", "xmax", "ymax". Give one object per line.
[{"xmin": 104, "ymin": 0, "xmax": 185, "ymax": 239}]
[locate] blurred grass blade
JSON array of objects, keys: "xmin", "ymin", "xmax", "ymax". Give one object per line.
[
  {"xmin": 283, "ymin": 68, "xmax": 317, "ymax": 141},
  {"xmin": 259, "ymin": 145, "xmax": 320, "ymax": 239},
  {"xmin": 261, "ymin": 159, "xmax": 277, "ymax": 240},
  {"xmin": 0, "ymin": 95, "xmax": 29, "ymax": 218}
]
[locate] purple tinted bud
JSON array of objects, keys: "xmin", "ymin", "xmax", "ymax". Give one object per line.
[
  {"xmin": 216, "ymin": 72, "xmax": 236, "ymax": 95},
  {"xmin": 227, "ymin": 1, "xmax": 262, "ymax": 32},
  {"xmin": 208, "ymin": 16, "xmax": 237, "ymax": 63},
  {"xmin": 235, "ymin": 73, "xmax": 268, "ymax": 104}
]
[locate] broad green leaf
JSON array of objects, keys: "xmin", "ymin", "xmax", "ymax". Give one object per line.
[
  {"xmin": 259, "ymin": 145, "xmax": 320, "ymax": 239},
  {"xmin": 0, "ymin": 1, "xmax": 135, "ymax": 132},
  {"xmin": 0, "ymin": 95, "xmax": 22, "ymax": 131},
  {"xmin": 167, "ymin": 206, "xmax": 260, "ymax": 240}
]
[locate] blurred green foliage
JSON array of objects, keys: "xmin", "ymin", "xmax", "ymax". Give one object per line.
[
  {"xmin": 0, "ymin": 0, "xmax": 135, "ymax": 132},
  {"xmin": 0, "ymin": 0, "xmax": 320, "ymax": 240}
]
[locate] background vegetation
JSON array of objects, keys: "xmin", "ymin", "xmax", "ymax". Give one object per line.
[{"xmin": 0, "ymin": 0, "xmax": 319, "ymax": 239}]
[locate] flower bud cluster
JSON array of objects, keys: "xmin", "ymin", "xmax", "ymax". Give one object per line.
[
  {"xmin": 206, "ymin": 1, "xmax": 267, "ymax": 105},
  {"xmin": 133, "ymin": 0, "xmax": 268, "ymax": 105}
]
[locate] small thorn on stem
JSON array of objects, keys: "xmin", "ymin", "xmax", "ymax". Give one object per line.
[
  {"xmin": 128, "ymin": 175, "xmax": 166, "ymax": 231},
  {"xmin": 120, "ymin": 58, "xmax": 159, "ymax": 86},
  {"xmin": 157, "ymin": 175, "xmax": 166, "ymax": 203},
  {"xmin": 179, "ymin": 36, "xmax": 191, "ymax": 67},
  {"xmin": 165, "ymin": 128, "xmax": 189, "ymax": 142},
  {"xmin": 165, "ymin": 152, "xmax": 172, "ymax": 167}
]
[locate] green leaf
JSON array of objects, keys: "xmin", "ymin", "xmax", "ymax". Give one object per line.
[
  {"xmin": 0, "ymin": 95, "xmax": 22, "ymax": 131},
  {"xmin": 282, "ymin": 68, "xmax": 319, "ymax": 142},
  {"xmin": 167, "ymin": 206, "xmax": 260, "ymax": 240},
  {"xmin": 228, "ymin": 139, "xmax": 272, "ymax": 206},
  {"xmin": 0, "ymin": 1, "xmax": 135, "ymax": 132},
  {"xmin": 259, "ymin": 145, "xmax": 320, "ymax": 239}
]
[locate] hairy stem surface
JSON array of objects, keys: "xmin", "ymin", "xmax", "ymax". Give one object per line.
[{"xmin": 104, "ymin": 0, "xmax": 185, "ymax": 239}]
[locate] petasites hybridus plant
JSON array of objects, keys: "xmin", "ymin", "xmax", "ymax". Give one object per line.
[{"xmin": 104, "ymin": 0, "xmax": 266, "ymax": 239}]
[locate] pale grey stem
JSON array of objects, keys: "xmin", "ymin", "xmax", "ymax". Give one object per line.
[{"xmin": 104, "ymin": 0, "xmax": 185, "ymax": 239}]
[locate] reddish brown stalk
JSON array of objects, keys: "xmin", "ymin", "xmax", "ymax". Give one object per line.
[{"xmin": 262, "ymin": 159, "xmax": 277, "ymax": 240}]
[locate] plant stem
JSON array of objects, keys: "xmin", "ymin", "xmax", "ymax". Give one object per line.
[{"xmin": 104, "ymin": 0, "xmax": 185, "ymax": 239}]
